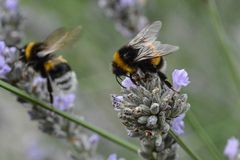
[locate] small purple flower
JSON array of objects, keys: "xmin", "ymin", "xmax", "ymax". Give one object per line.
[
  {"xmin": 172, "ymin": 69, "xmax": 190, "ymax": 91},
  {"xmin": 121, "ymin": 77, "xmax": 136, "ymax": 89},
  {"xmin": 108, "ymin": 153, "xmax": 117, "ymax": 160},
  {"xmin": 171, "ymin": 114, "xmax": 185, "ymax": 135},
  {"xmin": 224, "ymin": 137, "xmax": 239, "ymax": 160},
  {"xmin": 0, "ymin": 55, "xmax": 11, "ymax": 77},
  {"xmin": 53, "ymin": 93, "xmax": 75, "ymax": 110},
  {"xmin": 0, "ymin": 41, "xmax": 6, "ymax": 55},
  {"xmin": 32, "ymin": 76, "xmax": 46, "ymax": 87},
  {"xmin": 26, "ymin": 141, "xmax": 48, "ymax": 160},
  {"xmin": 111, "ymin": 95, "xmax": 123, "ymax": 111},
  {"xmin": 5, "ymin": 0, "xmax": 18, "ymax": 11},
  {"xmin": 88, "ymin": 134, "xmax": 100, "ymax": 145},
  {"xmin": 118, "ymin": 0, "xmax": 136, "ymax": 8}
]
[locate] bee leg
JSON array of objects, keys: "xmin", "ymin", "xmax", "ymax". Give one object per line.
[
  {"xmin": 157, "ymin": 71, "xmax": 172, "ymax": 88},
  {"xmin": 46, "ymin": 76, "xmax": 53, "ymax": 104},
  {"xmin": 129, "ymin": 74, "xmax": 138, "ymax": 85},
  {"xmin": 115, "ymin": 75, "xmax": 125, "ymax": 88}
]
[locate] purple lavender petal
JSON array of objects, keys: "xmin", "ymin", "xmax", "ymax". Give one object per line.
[
  {"xmin": 32, "ymin": 76, "xmax": 46, "ymax": 86},
  {"xmin": 0, "ymin": 41, "xmax": 6, "ymax": 55},
  {"xmin": 26, "ymin": 141, "xmax": 48, "ymax": 160},
  {"xmin": 9, "ymin": 47, "xmax": 17, "ymax": 53},
  {"xmin": 121, "ymin": 77, "xmax": 136, "ymax": 89},
  {"xmin": 172, "ymin": 69, "xmax": 190, "ymax": 91},
  {"xmin": 224, "ymin": 137, "xmax": 239, "ymax": 160},
  {"xmin": 5, "ymin": 0, "xmax": 18, "ymax": 11},
  {"xmin": 88, "ymin": 134, "xmax": 100, "ymax": 145},
  {"xmin": 0, "ymin": 55, "xmax": 11, "ymax": 77},
  {"xmin": 171, "ymin": 114, "xmax": 185, "ymax": 135},
  {"xmin": 118, "ymin": 0, "xmax": 135, "ymax": 8},
  {"xmin": 111, "ymin": 95, "xmax": 123, "ymax": 111},
  {"xmin": 53, "ymin": 93, "xmax": 76, "ymax": 110},
  {"xmin": 108, "ymin": 153, "xmax": 117, "ymax": 160}
]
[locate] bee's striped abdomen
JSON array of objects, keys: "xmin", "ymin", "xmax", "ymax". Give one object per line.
[{"xmin": 44, "ymin": 56, "xmax": 77, "ymax": 92}]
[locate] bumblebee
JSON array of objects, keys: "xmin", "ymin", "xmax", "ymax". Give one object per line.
[
  {"xmin": 112, "ymin": 21, "xmax": 179, "ymax": 87},
  {"xmin": 20, "ymin": 26, "xmax": 81, "ymax": 103}
]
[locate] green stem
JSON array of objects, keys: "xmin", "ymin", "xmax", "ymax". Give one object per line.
[
  {"xmin": 169, "ymin": 129, "xmax": 201, "ymax": 160},
  {"xmin": 187, "ymin": 111, "xmax": 223, "ymax": 160},
  {"xmin": 207, "ymin": 0, "xmax": 240, "ymax": 90},
  {"xmin": 0, "ymin": 80, "xmax": 138, "ymax": 153}
]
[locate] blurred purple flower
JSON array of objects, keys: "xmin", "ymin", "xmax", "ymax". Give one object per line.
[
  {"xmin": 224, "ymin": 137, "xmax": 239, "ymax": 160},
  {"xmin": 26, "ymin": 142, "xmax": 48, "ymax": 160},
  {"xmin": 121, "ymin": 77, "xmax": 136, "ymax": 89},
  {"xmin": 5, "ymin": 0, "xmax": 18, "ymax": 11},
  {"xmin": 172, "ymin": 69, "xmax": 190, "ymax": 91},
  {"xmin": 32, "ymin": 76, "xmax": 46, "ymax": 86},
  {"xmin": 108, "ymin": 153, "xmax": 117, "ymax": 160},
  {"xmin": 171, "ymin": 114, "xmax": 185, "ymax": 135},
  {"xmin": 0, "ymin": 41, "xmax": 6, "ymax": 55},
  {"xmin": 88, "ymin": 134, "xmax": 100, "ymax": 145},
  {"xmin": 118, "ymin": 0, "xmax": 135, "ymax": 8},
  {"xmin": 0, "ymin": 55, "xmax": 11, "ymax": 77},
  {"xmin": 53, "ymin": 93, "xmax": 75, "ymax": 110}
]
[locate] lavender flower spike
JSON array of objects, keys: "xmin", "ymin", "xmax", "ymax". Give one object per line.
[
  {"xmin": 171, "ymin": 113, "xmax": 185, "ymax": 135},
  {"xmin": 172, "ymin": 69, "xmax": 190, "ymax": 91},
  {"xmin": 224, "ymin": 137, "xmax": 239, "ymax": 160}
]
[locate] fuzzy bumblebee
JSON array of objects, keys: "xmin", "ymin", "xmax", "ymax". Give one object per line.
[
  {"xmin": 112, "ymin": 21, "xmax": 179, "ymax": 87},
  {"xmin": 20, "ymin": 26, "xmax": 81, "ymax": 103}
]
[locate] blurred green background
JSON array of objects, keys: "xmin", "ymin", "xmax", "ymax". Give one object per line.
[{"xmin": 0, "ymin": 0, "xmax": 240, "ymax": 159}]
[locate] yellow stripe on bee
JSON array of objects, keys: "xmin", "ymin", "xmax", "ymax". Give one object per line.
[
  {"xmin": 151, "ymin": 56, "xmax": 161, "ymax": 65},
  {"xmin": 44, "ymin": 56, "xmax": 68, "ymax": 72},
  {"xmin": 113, "ymin": 51, "xmax": 135, "ymax": 74},
  {"xmin": 25, "ymin": 42, "xmax": 35, "ymax": 61}
]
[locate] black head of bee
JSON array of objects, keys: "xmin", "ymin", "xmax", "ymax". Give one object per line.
[{"xmin": 21, "ymin": 42, "xmax": 47, "ymax": 62}]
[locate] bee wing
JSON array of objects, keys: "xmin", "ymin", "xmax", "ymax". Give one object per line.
[
  {"xmin": 37, "ymin": 26, "xmax": 82, "ymax": 57},
  {"xmin": 134, "ymin": 41, "xmax": 179, "ymax": 62},
  {"xmin": 129, "ymin": 21, "xmax": 162, "ymax": 47}
]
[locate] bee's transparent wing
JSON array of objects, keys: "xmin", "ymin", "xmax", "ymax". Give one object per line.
[
  {"xmin": 129, "ymin": 21, "xmax": 162, "ymax": 47},
  {"xmin": 37, "ymin": 26, "xmax": 81, "ymax": 57},
  {"xmin": 134, "ymin": 41, "xmax": 179, "ymax": 62}
]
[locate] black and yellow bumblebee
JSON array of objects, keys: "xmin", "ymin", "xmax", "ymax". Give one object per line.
[
  {"xmin": 112, "ymin": 21, "xmax": 179, "ymax": 87},
  {"xmin": 20, "ymin": 26, "xmax": 81, "ymax": 103}
]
